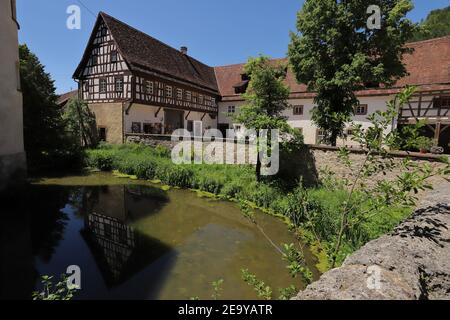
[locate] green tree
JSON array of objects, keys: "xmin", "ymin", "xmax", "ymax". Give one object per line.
[
  {"xmin": 288, "ymin": 0, "xmax": 416, "ymax": 145},
  {"xmin": 63, "ymin": 98, "xmax": 98, "ymax": 148},
  {"xmin": 20, "ymin": 44, "xmax": 82, "ymax": 172},
  {"xmin": 234, "ymin": 56, "xmax": 302, "ymax": 181},
  {"xmin": 411, "ymin": 6, "xmax": 450, "ymax": 41}
]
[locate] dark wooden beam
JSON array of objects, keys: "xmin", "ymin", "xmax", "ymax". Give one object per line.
[
  {"xmin": 184, "ymin": 111, "xmax": 191, "ymax": 120},
  {"xmin": 155, "ymin": 107, "xmax": 162, "ymax": 117}
]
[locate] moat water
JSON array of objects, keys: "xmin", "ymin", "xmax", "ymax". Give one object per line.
[{"xmin": 0, "ymin": 172, "xmax": 318, "ymax": 300}]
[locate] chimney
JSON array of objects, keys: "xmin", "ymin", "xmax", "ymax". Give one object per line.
[{"xmin": 180, "ymin": 46, "xmax": 188, "ymax": 55}]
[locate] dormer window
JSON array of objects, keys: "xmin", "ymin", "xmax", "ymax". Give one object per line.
[{"xmin": 110, "ymin": 50, "xmax": 118, "ymax": 63}]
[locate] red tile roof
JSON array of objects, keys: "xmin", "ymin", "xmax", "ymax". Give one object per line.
[
  {"xmin": 214, "ymin": 35, "xmax": 450, "ymax": 101},
  {"xmin": 56, "ymin": 90, "xmax": 78, "ymax": 107}
]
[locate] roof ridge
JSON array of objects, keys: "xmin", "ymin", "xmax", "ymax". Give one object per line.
[
  {"xmin": 407, "ymin": 35, "xmax": 450, "ymax": 45},
  {"xmin": 214, "ymin": 57, "xmax": 287, "ymax": 69},
  {"xmin": 99, "ymin": 11, "xmax": 214, "ymax": 70}
]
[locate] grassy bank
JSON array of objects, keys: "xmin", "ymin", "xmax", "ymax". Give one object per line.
[{"xmin": 86, "ymin": 143, "xmax": 412, "ymax": 269}]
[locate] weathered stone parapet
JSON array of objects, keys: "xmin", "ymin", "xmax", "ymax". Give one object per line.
[
  {"xmin": 0, "ymin": 152, "xmax": 27, "ymax": 193},
  {"xmin": 308, "ymin": 146, "xmax": 448, "ymax": 191},
  {"xmin": 293, "ymin": 182, "xmax": 450, "ymax": 300}
]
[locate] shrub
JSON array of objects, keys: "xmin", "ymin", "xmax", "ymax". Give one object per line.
[
  {"xmin": 155, "ymin": 162, "xmax": 193, "ymax": 188},
  {"xmin": 193, "ymin": 175, "xmax": 225, "ymax": 194},
  {"xmin": 86, "ymin": 149, "xmax": 115, "ymax": 171}
]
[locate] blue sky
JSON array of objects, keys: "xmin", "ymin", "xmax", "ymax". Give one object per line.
[{"xmin": 17, "ymin": 0, "xmax": 449, "ymax": 94}]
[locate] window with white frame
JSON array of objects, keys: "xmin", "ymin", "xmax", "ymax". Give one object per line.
[
  {"xmin": 99, "ymin": 78, "xmax": 107, "ymax": 93},
  {"xmin": 145, "ymin": 81, "xmax": 153, "ymax": 94},
  {"xmin": 186, "ymin": 91, "xmax": 192, "ymax": 101},
  {"xmin": 293, "ymin": 105, "xmax": 303, "ymax": 115},
  {"xmin": 115, "ymin": 77, "xmax": 123, "ymax": 93},
  {"xmin": 199, "ymin": 94, "xmax": 204, "ymax": 105},
  {"xmin": 166, "ymin": 85, "xmax": 173, "ymax": 98},
  {"xmin": 354, "ymin": 104, "xmax": 368, "ymax": 115},
  {"xmin": 176, "ymin": 88, "xmax": 183, "ymax": 100}
]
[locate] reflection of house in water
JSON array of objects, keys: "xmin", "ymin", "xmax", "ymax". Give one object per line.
[
  {"xmin": 85, "ymin": 212, "xmax": 135, "ymax": 282},
  {"xmin": 81, "ymin": 185, "xmax": 170, "ymax": 288}
]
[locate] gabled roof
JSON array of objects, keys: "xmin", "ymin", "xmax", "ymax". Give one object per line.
[
  {"xmin": 74, "ymin": 12, "xmax": 218, "ymax": 93},
  {"xmin": 56, "ymin": 90, "xmax": 78, "ymax": 107},
  {"xmin": 214, "ymin": 35, "xmax": 450, "ymax": 101}
]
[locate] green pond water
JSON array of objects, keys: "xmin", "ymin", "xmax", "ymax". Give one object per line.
[{"xmin": 0, "ymin": 172, "xmax": 319, "ymax": 300}]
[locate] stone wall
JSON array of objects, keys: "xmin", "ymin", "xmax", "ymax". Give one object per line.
[
  {"xmin": 293, "ymin": 182, "xmax": 450, "ymax": 300},
  {"xmin": 309, "ymin": 146, "xmax": 449, "ymax": 190}
]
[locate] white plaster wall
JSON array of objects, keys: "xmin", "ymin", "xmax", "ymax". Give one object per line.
[
  {"xmin": 184, "ymin": 110, "xmax": 217, "ymax": 131},
  {"xmin": 0, "ymin": 1, "xmax": 24, "ymax": 156},
  {"xmin": 219, "ymin": 95, "xmax": 394, "ymax": 145},
  {"xmin": 125, "ymin": 104, "xmax": 162, "ymax": 133}
]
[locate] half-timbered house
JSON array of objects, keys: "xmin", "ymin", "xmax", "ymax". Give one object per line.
[
  {"xmin": 73, "ymin": 12, "xmax": 219, "ymax": 144},
  {"xmin": 73, "ymin": 12, "xmax": 450, "ymax": 152}
]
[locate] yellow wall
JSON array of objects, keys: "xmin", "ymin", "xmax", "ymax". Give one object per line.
[
  {"xmin": 0, "ymin": 0, "xmax": 26, "ymax": 191},
  {"xmin": 89, "ymin": 103, "xmax": 124, "ymax": 144}
]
